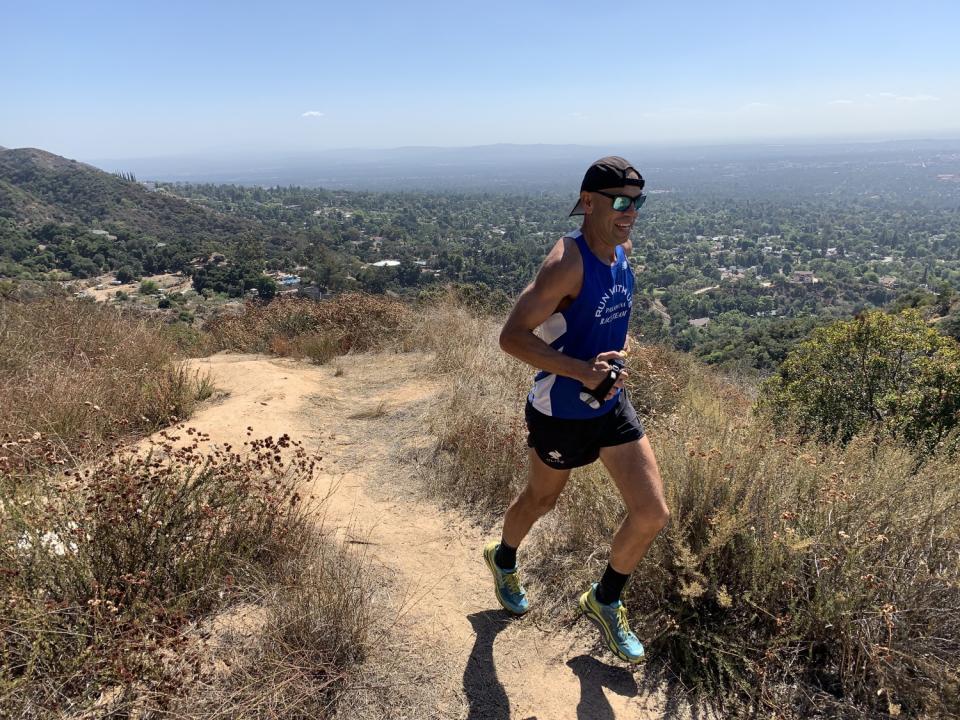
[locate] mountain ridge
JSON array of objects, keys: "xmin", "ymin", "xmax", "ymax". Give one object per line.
[{"xmin": 0, "ymin": 146, "xmax": 342, "ymax": 282}]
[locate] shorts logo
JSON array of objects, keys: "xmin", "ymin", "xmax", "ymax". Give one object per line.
[{"xmin": 547, "ymin": 450, "xmax": 563, "ymax": 462}]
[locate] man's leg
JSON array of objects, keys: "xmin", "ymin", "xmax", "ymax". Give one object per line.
[
  {"xmin": 599, "ymin": 436, "xmax": 669, "ymax": 575},
  {"xmin": 483, "ymin": 449, "xmax": 571, "ymax": 615},
  {"xmin": 501, "ymin": 448, "xmax": 572, "ymax": 549},
  {"xmin": 579, "ymin": 436, "xmax": 668, "ymax": 663}
]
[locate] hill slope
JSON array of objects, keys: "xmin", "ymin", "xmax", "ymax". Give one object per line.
[
  {"xmin": 0, "ymin": 147, "xmax": 257, "ymax": 240},
  {"xmin": 177, "ymin": 351, "xmax": 673, "ymax": 718},
  {"xmin": 0, "ymin": 147, "xmax": 344, "ymax": 280}
]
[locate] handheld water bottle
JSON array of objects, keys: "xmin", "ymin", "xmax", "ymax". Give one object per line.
[{"xmin": 579, "ymin": 358, "xmax": 625, "ymax": 410}]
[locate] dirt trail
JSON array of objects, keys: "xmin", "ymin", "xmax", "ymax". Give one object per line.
[{"xmin": 178, "ymin": 351, "xmax": 671, "ymax": 719}]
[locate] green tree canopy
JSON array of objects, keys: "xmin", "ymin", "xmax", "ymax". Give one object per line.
[{"xmin": 759, "ymin": 309, "xmax": 960, "ymax": 452}]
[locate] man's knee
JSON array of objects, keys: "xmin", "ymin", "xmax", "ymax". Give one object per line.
[
  {"xmin": 520, "ymin": 487, "xmax": 562, "ymax": 516},
  {"xmin": 629, "ymin": 502, "xmax": 670, "ymax": 536}
]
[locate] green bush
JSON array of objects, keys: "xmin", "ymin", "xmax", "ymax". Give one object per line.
[
  {"xmin": 759, "ymin": 310, "xmax": 960, "ymax": 452},
  {"xmin": 139, "ymin": 279, "xmax": 160, "ymax": 295}
]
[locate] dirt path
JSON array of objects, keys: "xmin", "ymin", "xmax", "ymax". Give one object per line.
[
  {"xmin": 649, "ymin": 298, "xmax": 671, "ymax": 329},
  {"xmin": 179, "ymin": 351, "xmax": 672, "ymax": 719}
]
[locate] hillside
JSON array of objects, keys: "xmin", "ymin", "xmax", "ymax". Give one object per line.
[
  {"xmin": 0, "ymin": 147, "xmax": 339, "ymax": 281},
  {"xmin": 169, "ymin": 351, "xmax": 672, "ymax": 718},
  {"xmin": 0, "ymin": 147, "xmax": 256, "ymax": 238},
  {"xmin": 4, "ymin": 291, "xmax": 957, "ymax": 717}
]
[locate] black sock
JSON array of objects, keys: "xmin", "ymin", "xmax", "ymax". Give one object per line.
[
  {"xmin": 595, "ymin": 563, "xmax": 630, "ymax": 605},
  {"xmin": 495, "ymin": 540, "xmax": 517, "ymax": 570}
]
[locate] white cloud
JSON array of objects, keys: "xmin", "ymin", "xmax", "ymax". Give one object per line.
[
  {"xmin": 898, "ymin": 94, "xmax": 940, "ymax": 103},
  {"xmin": 301, "ymin": 111, "xmax": 325, "ymax": 118},
  {"xmin": 740, "ymin": 101, "xmax": 771, "ymax": 111},
  {"xmin": 829, "ymin": 99, "xmax": 854, "ymax": 105},
  {"xmin": 868, "ymin": 93, "xmax": 940, "ymax": 103}
]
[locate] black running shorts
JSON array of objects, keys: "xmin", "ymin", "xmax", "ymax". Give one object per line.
[{"xmin": 524, "ymin": 390, "xmax": 645, "ymax": 470}]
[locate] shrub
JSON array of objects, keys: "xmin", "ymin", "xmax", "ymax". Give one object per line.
[
  {"xmin": 760, "ymin": 310, "xmax": 960, "ymax": 452},
  {"xmin": 204, "ymin": 293, "xmax": 412, "ymax": 358},
  {"xmin": 0, "ymin": 298, "xmax": 211, "ymax": 469},
  {"xmin": 295, "ymin": 331, "xmax": 341, "ymax": 365},
  {"xmin": 626, "ymin": 390, "xmax": 960, "ymax": 717},
  {"xmin": 0, "ymin": 432, "xmax": 319, "ymax": 716},
  {"xmin": 427, "ymin": 319, "xmax": 960, "ymax": 717},
  {"xmin": 1, "ymin": 295, "xmax": 378, "ymax": 718}
]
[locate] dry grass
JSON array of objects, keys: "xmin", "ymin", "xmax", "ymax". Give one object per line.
[
  {"xmin": 0, "ymin": 430, "xmax": 324, "ymax": 717},
  {"xmin": 348, "ymin": 401, "xmax": 388, "ymax": 420},
  {"xmin": 424, "ymin": 318, "xmax": 960, "ymax": 718},
  {"xmin": 0, "ymin": 295, "xmax": 380, "ymax": 719},
  {"xmin": 203, "ymin": 294, "xmax": 412, "ymax": 362},
  {"xmin": 0, "ymin": 297, "xmax": 212, "ymax": 469},
  {"xmin": 422, "ymin": 316, "xmax": 530, "ymax": 514},
  {"xmin": 166, "ymin": 525, "xmax": 376, "ymax": 720}
]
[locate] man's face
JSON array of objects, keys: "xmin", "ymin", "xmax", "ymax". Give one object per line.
[{"xmin": 582, "ymin": 185, "xmax": 643, "ymax": 245}]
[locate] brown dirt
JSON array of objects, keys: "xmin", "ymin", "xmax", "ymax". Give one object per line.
[
  {"xmin": 176, "ymin": 351, "xmax": 677, "ymax": 719},
  {"xmin": 78, "ymin": 272, "xmax": 192, "ymax": 302}
]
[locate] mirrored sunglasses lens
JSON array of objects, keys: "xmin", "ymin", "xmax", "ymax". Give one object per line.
[
  {"xmin": 612, "ymin": 196, "xmax": 631, "ymax": 211},
  {"xmin": 635, "ymin": 194, "xmax": 647, "ymax": 209}
]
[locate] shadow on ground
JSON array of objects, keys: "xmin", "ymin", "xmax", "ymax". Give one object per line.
[
  {"xmin": 465, "ymin": 610, "xmax": 513, "ymax": 719},
  {"xmin": 566, "ymin": 654, "xmax": 638, "ymax": 719}
]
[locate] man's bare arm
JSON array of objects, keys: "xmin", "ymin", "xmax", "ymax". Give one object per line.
[
  {"xmin": 500, "ymin": 236, "xmax": 630, "ymax": 396},
  {"xmin": 499, "ymin": 237, "xmax": 593, "ymax": 384}
]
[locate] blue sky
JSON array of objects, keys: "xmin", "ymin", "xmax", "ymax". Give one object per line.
[{"xmin": 2, "ymin": 0, "xmax": 958, "ymax": 160}]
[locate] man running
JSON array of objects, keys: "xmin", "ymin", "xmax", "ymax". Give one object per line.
[{"xmin": 483, "ymin": 156, "xmax": 669, "ymax": 664}]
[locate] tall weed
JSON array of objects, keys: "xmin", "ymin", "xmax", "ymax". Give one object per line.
[
  {"xmin": 0, "ymin": 432, "xmax": 317, "ymax": 717},
  {"xmin": 425, "ymin": 318, "xmax": 529, "ymax": 513},
  {"xmin": 428, "ymin": 323, "xmax": 960, "ymax": 717},
  {"xmin": 203, "ymin": 293, "xmax": 411, "ymax": 359},
  {"xmin": 0, "ymin": 298, "xmax": 210, "ymax": 467}
]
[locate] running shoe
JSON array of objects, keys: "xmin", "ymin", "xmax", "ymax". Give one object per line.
[
  {"xmin": 579, "ymin": 583, "xmax": 645, "ymax": 664},
  {"xmin": 482, "ymin": 541, "xmax": 529, "ymax": 615}
]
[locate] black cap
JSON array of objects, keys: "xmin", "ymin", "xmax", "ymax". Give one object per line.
[{"xmin": 569, "ymin": 156, "xmax": 645, "ymax": 216}]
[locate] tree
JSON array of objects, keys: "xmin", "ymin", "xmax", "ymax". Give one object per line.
[
  {"xmin": 759, "ymin": 310, "xmax": 960, "ymax": 452},
  {"xmin": 139, "ymin": 279, "xmax": 160, "ymax": 295},
  {"xmin": 251, "ymin": 274, "xmax": 278, "ymax": 301}
]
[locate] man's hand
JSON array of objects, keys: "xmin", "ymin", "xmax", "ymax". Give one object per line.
[{"xmin": 581, "ymin": 350, "xmax": 629, "ymax": 401}]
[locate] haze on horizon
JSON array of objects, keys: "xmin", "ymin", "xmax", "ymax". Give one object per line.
[{"xmin": 3, "ymin": 0, "xmax": 958, "ymax": 163}]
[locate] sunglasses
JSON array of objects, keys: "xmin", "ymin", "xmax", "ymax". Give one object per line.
[{"xmin": 594, "ymin": 190, "xmax": 647, "ymax": 212}]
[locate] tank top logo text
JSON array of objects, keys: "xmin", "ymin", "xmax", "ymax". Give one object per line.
[{"xmin": 594, "ymin": 283, "xmax": 632, "ymax": 325}]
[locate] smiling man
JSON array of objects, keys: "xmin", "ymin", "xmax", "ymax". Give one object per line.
[{"xmin": 483, "ymin": 156, "xmax": 669, "ymax": 665}]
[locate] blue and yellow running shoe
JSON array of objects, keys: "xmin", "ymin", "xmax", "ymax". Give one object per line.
[
  {"xmin": 482, "ymin": 541, "xmax": 529, "ymax": 615},
  {"xmin": 578, "ymin": 583, "xmax": 645, "ymax": 664}
]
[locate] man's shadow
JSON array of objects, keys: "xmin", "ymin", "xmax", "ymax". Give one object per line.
[
  {"xmin": 566, "ymin": 654, "xmax": 638, "ymax": 720},
  {"xmin": 464, "ymin": 610, "xmax": 513, "ymax": 720}
]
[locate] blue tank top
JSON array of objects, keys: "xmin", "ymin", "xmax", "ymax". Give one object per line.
[{"xmin": 527, "ymin": 230, "xmax": 634, "ymax": 419}]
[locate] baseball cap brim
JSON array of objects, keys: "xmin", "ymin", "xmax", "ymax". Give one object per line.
[{"xmin": 569, "ymin": 156, "xmax": 644, "ymax": 217}]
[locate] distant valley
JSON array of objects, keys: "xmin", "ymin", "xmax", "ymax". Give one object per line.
[
  {"xmin": 88, "ymin": 139, "xmax": 960, "ymax": 200},
  {"xmin": 2, "ymin": 141, "xmax": 960, "ymax": 372}
]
